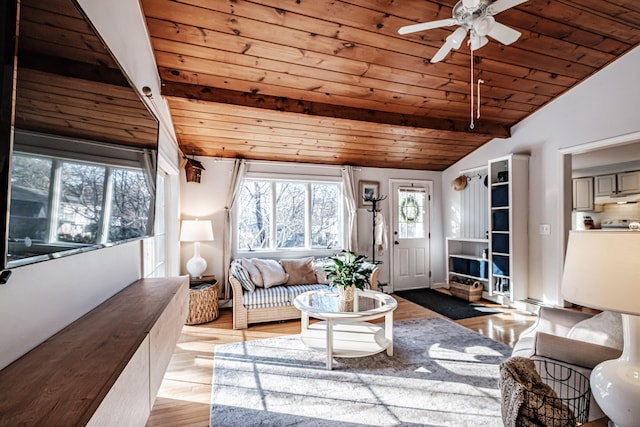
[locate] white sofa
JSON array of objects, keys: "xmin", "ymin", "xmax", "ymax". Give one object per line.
[
  {"xmin": 511, "ymin": 306, "xmax": 622, "ymax": 420},
  {"xmin": 229, "ymin": 256, "xmax": 380, "ymax": 329}
]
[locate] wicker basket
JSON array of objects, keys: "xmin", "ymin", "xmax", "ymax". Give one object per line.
[
  {"xmin": 185, "ymin": 282, "xmax": 219, "ymax": 325},
  {"xmin": 449, "ymin": 280, "xmax": 483, "ymax": 301}
]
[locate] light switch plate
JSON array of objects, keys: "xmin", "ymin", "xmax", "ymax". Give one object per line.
[{"xmin": 539, "ymin": 224, "xmax": 551, "ymax": 235}]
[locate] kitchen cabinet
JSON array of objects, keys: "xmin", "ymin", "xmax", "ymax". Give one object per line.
[
  {"xmin": 594, "ymin": 174, "xmax": 617, "ymax": 197},
  {"xmin": 617, "ymin": 171, "xmax": 640, "ymax": 195},
  {"xmin": 573, "ymin": 177, "xmax": 594, "ymax": 211},
  {"xmin": 487, "ymin": 154, "xmax": 529, "ymax": 305}
]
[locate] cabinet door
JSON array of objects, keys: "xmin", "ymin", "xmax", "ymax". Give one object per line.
[
  {"xmin": 594, "ymin": 174, "xmax": 617, "ymax": 196},
  {"xmin": 572, "ymin": 177, "xmax": 593, "ymax": 211},
  {"xmin": 617, "ymin": 171, "xmax": 640, "ymax": 194}
]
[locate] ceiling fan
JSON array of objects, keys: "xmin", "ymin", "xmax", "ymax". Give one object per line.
[{"xmin": 398, "ymin": 0, "xmax": 528, "ymax": 63}]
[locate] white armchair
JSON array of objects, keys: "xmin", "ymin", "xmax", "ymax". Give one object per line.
[{"xmin": 511, "ymin": 306, "xmax": 622, "ymax": 421}]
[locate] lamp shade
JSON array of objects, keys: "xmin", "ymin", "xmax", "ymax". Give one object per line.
[
  {"xmin": 180, "ymin": 219, "xmax": 214, "ymax": 242},
  {"xmin": 562, "ymin": 230, "xmax": 640, "ymax": 315},
  {"xmin": 563, "ymin": 230, "xmax": 640, "ymax": 427}
]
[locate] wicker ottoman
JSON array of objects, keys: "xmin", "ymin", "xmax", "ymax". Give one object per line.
[{"xmin": 185, "ymin": 280, "xmax": 219, "ymax": 325}]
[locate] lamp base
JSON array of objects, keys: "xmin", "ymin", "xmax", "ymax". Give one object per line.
[
  {"xmin": 186, "ymin": 256, "xmax": 207, "ymax": 278},
  {"xmin": 185, "ymin": 241, "xmax": 207, "ymax": 278},
  {"xmin": 590, "ymin": 314, "xmax": 640, "ymax": 427}
]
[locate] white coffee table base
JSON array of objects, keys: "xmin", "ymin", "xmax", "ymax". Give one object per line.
[{"xmin": 300, "ymin": 318, "xmax": 393, "ymax": 370}]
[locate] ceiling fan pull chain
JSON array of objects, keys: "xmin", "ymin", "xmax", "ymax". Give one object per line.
[
  {"xmin": 477, "ymin": 79, "xmax": 484, "ymax": 119},
  {"xmin": 470, "ymin": 45, "xmax": 475, "ymax": 129}
]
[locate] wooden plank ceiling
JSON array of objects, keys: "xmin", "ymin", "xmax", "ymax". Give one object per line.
[{"xmin": 138, "ymin": 0, "xmax": 639, "ymax": 170}]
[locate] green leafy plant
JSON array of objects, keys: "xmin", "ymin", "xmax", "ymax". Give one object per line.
[{"xmin": 324, "ymin": 250, "xmax": 373, "ymax": 290}]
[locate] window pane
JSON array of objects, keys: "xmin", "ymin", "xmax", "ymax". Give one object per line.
[
  {"xmin": 398, "ymin": 189, "xmax": 425, "ymax": 239},
  {"xmin": 276, "ymin": 182, "xmax": 305, "ymax": 248},
  {"xmin": 238, "ymin": 180, "xmax": 271, "ymax": 249},
  {"xmin": 9, "ymin": 154, "xmax": 52, "ymax": 242},
  {"xmin": 58, "ymin": 162, "xmax": 105, "ymax": 244},
  {"xmin": 311, "ymin": 183, "xmax": 340, "ymax": 248},
  {"xmin": 109, "ymin": 168, "xmax": 151, "ymax": 242}
]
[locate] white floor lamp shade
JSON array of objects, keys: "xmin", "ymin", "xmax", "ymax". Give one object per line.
[
  {"xmin": 180, "ymin": 219, "xmax": 214, "ymax": 278},
  {"xmin": 562, "ymin": 231, "xmax": 640, "ymax": 427}
]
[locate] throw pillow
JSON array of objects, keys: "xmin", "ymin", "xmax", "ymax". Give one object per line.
[
  {"xmin": 280, "ymin": 257, "xmax": 317, "ymax": 285},
  {"xmin": 252, "ymin": 259, "xmax": 289, "ymax": 288},
  {"xmin": 242, "ymin": 258, "xmax": 264, "ymax": 287},
  {"xmin": 313, "ymin": 257, "xmax": 334, "ymax": 285},
  {"xmin": 230, "ymin": 260, "xmax": 255, "ymax": 293},
  {"xmin": 567, "ymin": 311, "xmax": 623, "ymax": 350}
]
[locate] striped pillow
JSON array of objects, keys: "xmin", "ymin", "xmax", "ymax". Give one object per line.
[{"xmin": 231, "ymin": 260, "xmax": 256, "ymax": 292}]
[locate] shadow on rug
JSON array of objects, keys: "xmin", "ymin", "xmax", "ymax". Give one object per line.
[
  {"xmin": 211, "ymin": 317, "xmax": 512, "ymax": 426},
  {"xmin": 394, "ymin": 289, "xmax": 501, "ymax": 320}
]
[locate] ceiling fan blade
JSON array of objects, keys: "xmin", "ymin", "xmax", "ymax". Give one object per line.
[
  {"xmin": 486, "ymin": 0, "xmax": 528, "ymax": 15},
  {"xmin": 431, "ymin": 40, "xmax": 454, "ymax": 63},
  {"xmin": 488, "ymin": 21, "xmax": 522, "ymax": 45},
  {"xmin": 398, "ymin": 18, "xmax": 456, "ymax": 35}
]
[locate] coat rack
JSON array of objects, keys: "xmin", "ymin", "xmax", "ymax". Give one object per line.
[{"xmin": 366, "ymin": 195, "xmax": 387, "ymax": 264}]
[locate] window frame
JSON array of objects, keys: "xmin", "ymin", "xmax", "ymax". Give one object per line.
[{"xmin": 234, "ymin": 173, "xmax": 346, "ymax": 257}]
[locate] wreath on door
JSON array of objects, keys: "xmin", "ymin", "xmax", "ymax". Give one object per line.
[{"xmin": 400, "ymin": 194, "xmax": 420, "ymax": 223}]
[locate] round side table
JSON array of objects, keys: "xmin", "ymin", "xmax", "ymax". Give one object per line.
[{"xmin": 185, "ymin": 278, "xmax": 219, "ymax": 325}]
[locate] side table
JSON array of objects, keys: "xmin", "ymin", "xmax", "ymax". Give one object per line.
[{"xmin": 185, "ymin": 276, "xmax": 219, "ymax": 325}]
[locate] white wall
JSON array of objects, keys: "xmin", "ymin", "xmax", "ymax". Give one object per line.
[
  {"xmin": 0, "ymin": 0, "xmax": 180, "ymax": 369},
  {"xmin": 442, "ymin": 46, "xmax": 640, "ymax": 306},
  {"xmin": 178, "ymin": 159, "xmax": 445, "ymax": 290}
]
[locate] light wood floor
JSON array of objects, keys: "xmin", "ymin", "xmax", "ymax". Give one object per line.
[{"xmin": 146, "ymin": 292, "xmax": 537, "ymax": 427}]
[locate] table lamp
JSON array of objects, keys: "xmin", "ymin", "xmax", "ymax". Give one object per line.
[
  {"xmin": 180, "ymin": 219, "xmax": 214, "ymax": 278},
  {"xmin": 561, "ymin": 230, "xmax": 640, "ymax": 427}
]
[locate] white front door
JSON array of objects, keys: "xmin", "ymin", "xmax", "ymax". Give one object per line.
[{"xmin": 391, "ymin": 180, "xmax": 431, "ymax": 291}]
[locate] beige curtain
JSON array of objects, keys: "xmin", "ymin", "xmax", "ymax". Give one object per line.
[
  {"xmin": 341, "ymin": 166, "xmax": 358, "ymax": 253},
  {"xmin": 222, "ymin": 159, "xmax": 246, "ymax": 299}
]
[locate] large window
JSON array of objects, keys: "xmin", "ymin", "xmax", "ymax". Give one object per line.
[{"xmin": 237, "ymin": 179, "xmax": 343, "ymax": 252}]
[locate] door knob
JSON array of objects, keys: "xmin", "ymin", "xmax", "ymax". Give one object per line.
[{"xmin": 394, "ymin": 240, "xmax": 399, "ymax": 245}]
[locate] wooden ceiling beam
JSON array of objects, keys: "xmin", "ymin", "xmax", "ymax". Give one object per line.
[{"xmin": 161, "ymin": 81, "xmax": 511, "ymax": 138}]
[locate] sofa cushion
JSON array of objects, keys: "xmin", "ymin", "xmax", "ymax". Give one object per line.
[
  {"xmin": 230, "ymin": 260, "xmax": 256, "ymax": 292},
  {"xmin": 285, "ymin": 284, "xmax": 330, "ymax": 301},
  {"xmin": 252, "ymin": 259, "xmax": 289, "ymax": 288},
  {"xmin": 242, "ymin": 286, "xmax": 292, "ymax": 309},
  {"xmin": 242, "ymin": 258, "xmax": 264, "ymax": 287},
  {"xmin": 280, "ymin": 257, "xmax": 317, "ymax": 285},
  {"xmin": 567, "ymin": 310, "xmax": 623, "ymax": 350}
]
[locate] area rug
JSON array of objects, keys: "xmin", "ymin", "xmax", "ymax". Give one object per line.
[
  {"xmin": 210, "ymin": 317, "xmax": 512, "ymax": 426},
  {"xmin": 394, "ymin": 289, "xmax": 501, "ymax": 320}
]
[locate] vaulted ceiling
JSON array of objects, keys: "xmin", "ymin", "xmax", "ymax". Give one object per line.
[
  {"xmin": 142, "ymin": 1, "xmax": 639, "ymax": 169},
  {"xmin": 142, "ymin": 0, "xmax": 640, "ymax": 170}
]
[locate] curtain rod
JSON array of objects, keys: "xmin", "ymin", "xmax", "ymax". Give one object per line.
[{"xmin": 245, "ymin": 159, "xmax": 360, "ymax": 171}]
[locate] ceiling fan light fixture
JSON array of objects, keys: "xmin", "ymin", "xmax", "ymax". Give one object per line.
[
  {"xmin": 472, "ymin": 15, "xmax": 495, "ymax": 36},
  {"xmin": 470, "ymin": 33, "xmax": 489, "ymax": 50},
  {"xmin": 461, "ymin": 0, "xmax": 481, "ymax": 9}
]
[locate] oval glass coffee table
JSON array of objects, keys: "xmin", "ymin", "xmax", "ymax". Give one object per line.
[{"xmin": 293, "ymin": 289, "xmax": 397, "ymax": 370}]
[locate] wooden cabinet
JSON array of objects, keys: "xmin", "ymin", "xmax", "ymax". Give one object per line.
[
  {"xmin": 595, "ymin": 174, "xmax": 617, "ymax": 197},
  {"xmin": 573, "ymin": 177, "xmax": 594, "ymax": 211},
  {"xmin": 617, "ymin": 170, "xmax": 640, "ymax": 195},
  {"xmin": 487, "ymin": 154, "xmax": 529, "ymax": 304},
  {"xmin": 0, "ymin": 277, "xmax": 188, "ymax": 426}
]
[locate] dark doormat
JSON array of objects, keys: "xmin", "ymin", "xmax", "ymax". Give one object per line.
[{"xmin": 394, "ymin": 288, "xmax": 502, "ymax": 320}]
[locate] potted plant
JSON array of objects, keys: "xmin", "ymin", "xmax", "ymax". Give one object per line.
[{"xmin": 324, "ymin": 250, "xmax": 374, "ymax": 301}]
